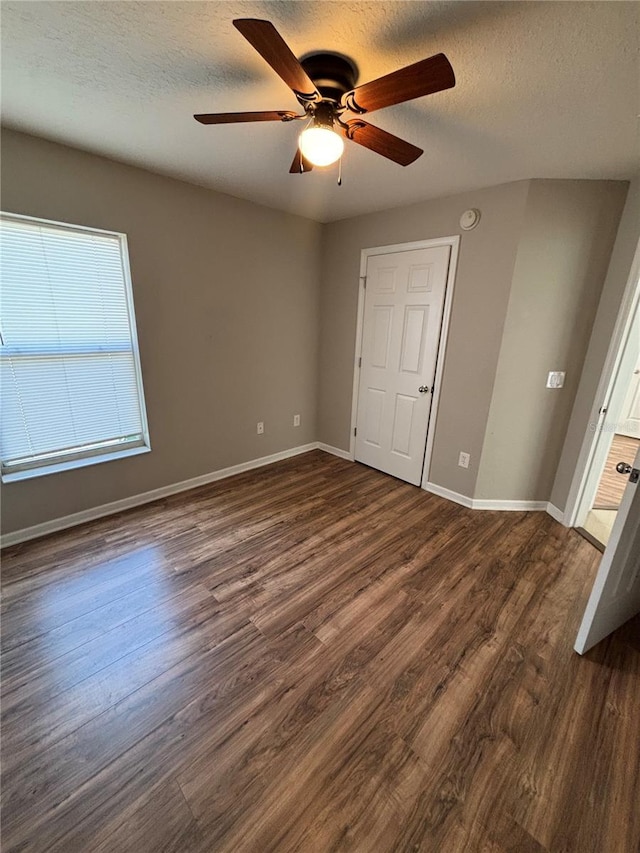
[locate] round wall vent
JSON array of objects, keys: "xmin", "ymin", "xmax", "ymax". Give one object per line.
[{"xmin": 460, "ymin": 209, "xmax": 481, "ymax": 230}]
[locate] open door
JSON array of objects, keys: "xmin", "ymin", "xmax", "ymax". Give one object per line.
[{"xmin": 575, "ymin": 446, "xmax": 640, "ymax": 653}]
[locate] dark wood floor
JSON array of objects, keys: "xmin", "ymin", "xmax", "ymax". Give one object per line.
[{"xmin": 2, "ymin": 450, "xmax": 639, "ymax": 853}]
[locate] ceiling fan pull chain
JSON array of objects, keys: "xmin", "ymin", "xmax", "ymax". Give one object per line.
[{"xmin": 337, "ymin": 154, "xmax": 343, "ymax": 187}]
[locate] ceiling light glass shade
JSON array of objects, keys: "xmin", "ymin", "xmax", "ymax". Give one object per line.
[{"xmin": 299, "ymin": 126, "xmax": 344, "ymax": 167}]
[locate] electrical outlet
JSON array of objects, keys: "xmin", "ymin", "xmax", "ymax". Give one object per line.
[
  {"xmin": 293, "ymin": 414, "xmax": 301, "ymax": 427},
  {"xmin": 546, "ymin": 371, "xmax": 566, "ymax": 389},
  {"xmin": 458, "ymin": 451, "xmax": 470, "ymax": 469},
  {"xmin": 257, "ymin": 421, "xmax": 264, "ymax": 435}
]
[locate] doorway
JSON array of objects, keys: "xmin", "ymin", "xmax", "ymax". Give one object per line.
[
  {"xmin": 576, "ymin": 296, "xmax": 640, "ymax": 549},
  {"xmin": 350, "ymin": 237, "xmax": 459, "ymax": 486},
  {"xmin": 582, "ymin": 430, "xmax": 640, "ymax": 549},
  {"xmin": 568, "ymin": 245, "xmax": 640, "ymax": 549}
]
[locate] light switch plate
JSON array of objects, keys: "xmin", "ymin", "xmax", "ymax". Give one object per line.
[{"xmin": 546, "ymin": 371, "xmax": 566, "ymax": 389}]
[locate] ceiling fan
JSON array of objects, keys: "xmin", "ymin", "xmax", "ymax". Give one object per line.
[{"xmin": 194, "ymin": 19, "xmax": 455, "ymax": 174}]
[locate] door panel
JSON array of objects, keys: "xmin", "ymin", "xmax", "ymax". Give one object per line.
[
  {"xmin": 400, "ymin": 306, "xmax": 429, "ymax": 373},
  {"xmin": 407, "ymin": 263, "xmax": 433, "ymax": 292},
  {"xmin": 391, "ymin": 393, "xmax": 416, "ymax": 456},
  {"xmin": 355, "ymin": 245, "xmax": 450, "ymax": 485},
  {"xmin": 376, "ymin": 267, "xmax": 398, "ymax": 292},
  {"xmin": 363, "ymin": 388, "xmax": 385, "ymax": 447},
  {"xmin": 371, "ymin": 307, "xmax": 393, "ymax": 368},
  {"xmin": 575, "ymin": 446, "xmax": 640, "ymax": 653}
]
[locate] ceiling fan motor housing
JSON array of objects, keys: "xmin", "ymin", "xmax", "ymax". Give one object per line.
[
  {"xmin": 311, "ymin": 100, "xmax": 339, "ymax": 130},
  {"xmin": 300, "ymin": 53, "xmax": 359, "ymax": 103}
]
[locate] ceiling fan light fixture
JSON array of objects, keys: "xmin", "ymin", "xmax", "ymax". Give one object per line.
[{"xmin": 299, "ymin": 125, "xmax": 344, "ymax": 167}]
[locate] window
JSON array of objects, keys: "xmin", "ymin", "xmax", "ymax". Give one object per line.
[{"xmin": 0, "ymin": 213, "xmax": 150, "ymax": 481}]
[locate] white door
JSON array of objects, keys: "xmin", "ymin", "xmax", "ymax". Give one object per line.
[
  {"xmin": 575, "ymin": 446, "xmax": 640, "ymax": 653},
  {"xmin": 617, "ymin": 361, "xmax": 640, "ymax": 438},
  {"xmin": 355, "ymin": 245, "xmax": 450, "ymax": 485}
]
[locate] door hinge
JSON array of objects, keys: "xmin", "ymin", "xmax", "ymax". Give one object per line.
[
  {"xmin": 354, "ymin": 427, "xmax": 357, "ymax": 437},
  {"xmin": 358, "ymin": 356, "xmax": 362, "ymax": 368},
  {"xmin": 361, "ymin": 276, "xmax": 367, "ymax": 289}
]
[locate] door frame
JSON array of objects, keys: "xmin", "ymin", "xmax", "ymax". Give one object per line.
[
  {"xmin": 564, "ymin": 237, "xmax": 640, "ymax": 527},
  {"xmin": 348, "ymin": 236, "xmax": 460, "ymax": 488}
]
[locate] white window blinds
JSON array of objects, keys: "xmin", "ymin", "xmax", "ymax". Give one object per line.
[{"xmin": 0, "ymin": 213, "xmax": 149, "ymax": 479}]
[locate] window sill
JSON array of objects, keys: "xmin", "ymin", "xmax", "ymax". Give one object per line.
[{"xmin": 1, "ymin": 444, "xmax": 151, "ymax": 483}]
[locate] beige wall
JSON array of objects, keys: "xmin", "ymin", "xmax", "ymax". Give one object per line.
[
  {"xmin": 318, "ymin": 181, "xmax": 531, "ymax": 497},
  {"xmin": 476, "ymin": 180, "xmax": 627, "ymax": 502},
  {"xmin": 0, "ymin": 129, "xmax": 322, "ymax": 534},
  {"xmin": 551, "ymin": 178, "xmax": 640, "ymax": 513},
  {"xmin": 0, "ymin": 129, "xmax": 631, "ymax": 535}
]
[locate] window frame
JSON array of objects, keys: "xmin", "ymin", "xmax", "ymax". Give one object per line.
[{"xmin": 0, "ymin": 211, "xmax": 151, "ymax": 483}]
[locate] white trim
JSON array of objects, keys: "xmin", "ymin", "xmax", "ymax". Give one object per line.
[
  {"xmin": 471, "ymin": 499, "xmax": 548, "ymax": 512},
  {"xmin": 420, "ymin": 238, "xmax": 460, "ymax": 488},
  {"xmin": 424, "ymin": 481, "xmax": 552, "ymax": 512},
  {"xmin": 348, "ymin": 236, "xmax": 461, "ymax": 481},
  {"xmin": 316, "ymin": 442, "xmax": 353, "ymax": 461},
  {"xmin": 1, "ymin": 444, "xmax": 150, "ymax": 483},
  {"xmin": 348, "ymin": 268, "xmax": 367, "ymax": 460},
  {"xmin": 564, "ymin": 237, "xmax": 640, "ymax": 527},
  {"xmin": 0, "ymin": 209, "xmax": 130, "ymax": 238},
  {"xmin": 423, "ymin": 481, "xmax": 474, "ymax": 509},
  {"xmin": 546, "ymin": 503, "xmax": 567, "ymax": 525},
  {"xmin": 1, "ymin": 443, "xmax": 318, "ymax": 548},
  {"xmin": 120, "ymin": 229, "xmax": 151, "ymax": 453}
]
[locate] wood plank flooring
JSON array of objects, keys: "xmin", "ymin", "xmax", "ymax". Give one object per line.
[{"xmin": 2, "ymin": 450, "xmax": 639, "ymax": 853}]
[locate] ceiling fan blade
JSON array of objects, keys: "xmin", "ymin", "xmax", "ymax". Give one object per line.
[
  {"xmin": 343, "ymin": 54, "xmax": 455, "ymax": 114},
  {"xmin": 342, "ymin": 120, "xmax": 423, "ymax": 166},
  {"xmin": 194, "ymin": 110, "xmax": 300, "ymax": 125},
  {"xmin": 233, "ymin": 19, "xmax": 319, "ymax": 101},
  {"xmin": 289, "ymin": 148, "xmax": 314, "ymax": 174}
]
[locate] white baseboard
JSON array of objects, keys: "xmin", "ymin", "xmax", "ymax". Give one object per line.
[
  {"xmin": 423, "ymin": 481, "xmax": 474, "ymax": 509},
  {"xmin": 1, "ymin": 445, "xmax": 572, "ymax": 548},
  {"xmin": 1, "ymin": 443, "xmax": 319, "ymax": 548},
  {"xmin": 471, "ymin": 498, "xmax": 548, "ymax": 512},
  {"xmin": 316, "ymin": 443, "xmax": 353, "ymax": 461},
  {"xmin": 425, "ymin": 482, "xmax": 553, "ymax": 513},
  {"xmin": 545, "ymin": 502, "xmax": 566, "ymax": 525}
]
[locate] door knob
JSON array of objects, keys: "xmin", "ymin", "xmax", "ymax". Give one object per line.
[
  {"xmin": 418, "ymin": 385, "xmax": 430, "ymax": 394},
  {"xmin": 616, "ymin": 462, "xmax": 632, "ymax": 475}
]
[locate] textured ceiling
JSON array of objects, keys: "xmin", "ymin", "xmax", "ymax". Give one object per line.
[{"xmin": 2, "ymin": 1, "xmax": 639, "ymax": 222}]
